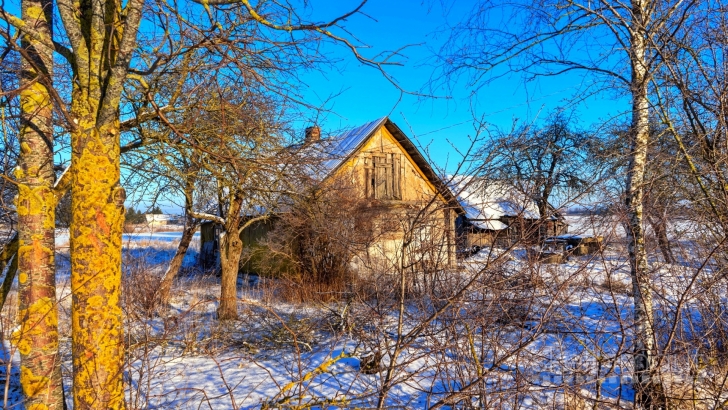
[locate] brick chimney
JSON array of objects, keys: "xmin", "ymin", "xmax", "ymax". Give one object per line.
[{"xmin": 305, "ymin": 125, "xmax": 321, "ymax": 143}]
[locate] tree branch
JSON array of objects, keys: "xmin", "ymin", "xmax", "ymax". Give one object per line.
[
  {"xmin": 98, "ymin": 0, "xmax": 146, "ymax": 125},
  {"xmin": 237, "ymin": 214, "xmax": 269, "ymax": 235},
  {"xmin": 190, "ymin": 211, "xmax": 225, "ymax": 225}
]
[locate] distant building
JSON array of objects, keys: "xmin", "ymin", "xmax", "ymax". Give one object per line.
[
  {"xmin": 453, "ymin": 178, "xmax": 567, "ymax": 250},
  {"xmin": 145, "ymin": 214, "xmax": 174, "ymax": 227}
]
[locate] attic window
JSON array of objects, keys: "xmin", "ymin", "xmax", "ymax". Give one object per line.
[{"xmin": 366, "ymin": 154, "xmax": 402, "ymax": 200}]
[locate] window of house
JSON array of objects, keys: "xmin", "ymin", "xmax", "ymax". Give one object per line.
[{"xmin": 365, "ymin": 153, "xmax": 402, "ymax": 200}]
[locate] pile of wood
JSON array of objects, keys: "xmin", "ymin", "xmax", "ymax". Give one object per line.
[{"xmin": 529, "ymin": 235, "xmax": 605, "ymax": 264}]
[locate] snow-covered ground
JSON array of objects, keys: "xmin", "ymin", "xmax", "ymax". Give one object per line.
[{"xmin": 3, "ymin": 217, "xmax": 727, "ymax": 409}]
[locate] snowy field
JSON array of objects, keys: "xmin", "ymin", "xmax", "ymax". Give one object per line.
[
  {"xmin": 2, "ymin": 216, "xmax": 727, "ymax": 409},
  {"xmin": 54, "ymin": 229, "xmax": 201, "ymax": 247}
]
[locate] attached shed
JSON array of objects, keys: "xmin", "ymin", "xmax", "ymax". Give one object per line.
[{"xmin": 198, "ymin": 216, "xmax": 277, "ymax": 273}]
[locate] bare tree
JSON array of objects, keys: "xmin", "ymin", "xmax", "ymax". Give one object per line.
[
  {"xmin": 11, "ymin": 0, "xmax": 65, "ymax": 405},
  {"xmin": 434, "ymin": 0, "xmax": 702, "ymax": 405},
  {"xmin": 650, "ymin": 1, "xmax": 728, "ymax": 254},
  {"xmin": 598, "ymin": 121, "xmax": 682, "ymax": 264},
  {"xmin": 183, "ymin": 85, "xmax": 296, "ymax": 320},
  {"xmin": 485, "ymin": 110, "xmax": 592, "ymax": 224}
]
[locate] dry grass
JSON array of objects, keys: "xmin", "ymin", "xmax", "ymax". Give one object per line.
[
  {"xmin": 265, "ymin": 277, "xmax": 352, "ymax": 304},
  {"xmin": 595, "ymin": 276, "xmax": 632, "ymax": 295}
]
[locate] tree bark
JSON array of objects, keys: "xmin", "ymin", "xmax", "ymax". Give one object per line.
[
  {"xmin": 70, "ymin": 113, "xmax": 126, "ymax": 409},
  {"xmin": 217, "ymin": 193, "xmax": 243, "ymax": 320},
  {"xmin": 14, "ymin": 0, "xmax": 66, "ymax": 404},
  {"xmin": 57, "ymin": 0, "xmax": 143, "ymax": 402},
  {"xmin": 627, "ymin": 1, "xmax": 665, "ymax": 407}
]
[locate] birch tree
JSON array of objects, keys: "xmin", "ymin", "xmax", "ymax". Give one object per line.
[
  {"xmin": 435, "ymin": 0, "xmax": 698, "ymax": 406},
  {"xmin": 600, "ymin": 121, "xmax": 682, "ymax": 264}
]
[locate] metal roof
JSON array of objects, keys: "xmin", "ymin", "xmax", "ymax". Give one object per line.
[
  {"xmin": 320, "ymin": 117, "xmax": 387, "ymax": 175},
  {"xmin": 451, "ymin": 176, "xmax": 541, "ymax": 230}
]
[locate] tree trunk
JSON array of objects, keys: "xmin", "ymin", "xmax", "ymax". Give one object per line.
[
  {"xmin": 158, "ymin": 212, "xmax": 197, "ymax": 306},
  {"xmin": 218, "ymin": 194, "xmax": 243, "ymax": 320},
  {"xmin": 627, "ymin": 2, "xmax": 665, "ymax": 407},
  {"xmin": 70, "ymin": 113, "xmax": 126, "ymax": 409},
  {"xmin": 161, "ymin": 160, "xmax": 201, "ymax": 306},
  {"xmin": 0, "ymin": 233, "xmax": 19, "ymax": 310},
  {"xmin": 648, "ymin": 213, "xmax": 675, "ymax": 264},
  {"xmin": 14, "ymin": 0, "xmax": 66, "ymax": 404},
  {"xmin": 158, "ymin": 170, "xmax": 198, "ymax": 305}
]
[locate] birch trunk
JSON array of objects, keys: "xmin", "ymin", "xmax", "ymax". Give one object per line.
[
  {"xmin": 627, "ymin": 1, "xmax": 665, "ymax": 406},
  {"xmin": 14, "ymin": 0, "xmax": 65, "ymax": 404}
]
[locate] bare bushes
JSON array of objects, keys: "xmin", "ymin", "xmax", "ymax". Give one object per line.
[
  {"xmin": 255, "ymin": 177, "xmax": 376, "ymax": 302},
  {"xmin": 653, "ymin": 267, "xmax": 728, "ymax": 409},
  {"xmin": 123, "ymin": 267, "xmax": 165, "ymax": 317},
  {"xmin": 122, "ymin": 248, "xmax": 178, "ymax": 316}
]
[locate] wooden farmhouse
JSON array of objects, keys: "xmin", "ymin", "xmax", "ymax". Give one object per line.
[
  {"xmin": 199, "ymin": 117, "xmax": 465, "ymax": 274},
  {"xmin": 453, "ymin": 178, "xmax": 568, "ymax": 251}
]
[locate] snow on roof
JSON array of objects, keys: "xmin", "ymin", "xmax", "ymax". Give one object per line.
[
  {"xmin": 287, "ymin": 118, "xmax": 388, "ymax": 181},
  {"xmin": 320, "ymin": 117, "xmax": 387, "ymax": 175},
  {"xmin": 470, "ymin": 219, "xmax": 508, "ymax": 230},
  {"xmin": 451, "ymin": 176, "xmax": 540, "ymax": 230}
]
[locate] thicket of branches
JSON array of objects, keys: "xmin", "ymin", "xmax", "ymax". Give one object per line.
[
  {"xmin": 255, "ymin": 176, "xmax": 376, "ymax": 297},
  {"xmin": 0, "ymin": 0, "xmax": 402, "ymax": 406},
  {"xmin": 3, "ymin": 0, "xmax": 728, "ymax": 408}
]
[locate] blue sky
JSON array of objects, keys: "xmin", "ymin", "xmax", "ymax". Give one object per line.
[
  {"xmin": 294, "ymin": 0, "xmax": 631, "ymax": 173},
  {"xmin": 143, "ymin": 0, "xmax": 631, "ymax": 213},
  {"xmin": 0, "ymin": 0, "xmax": 631, "ymax": 212}
]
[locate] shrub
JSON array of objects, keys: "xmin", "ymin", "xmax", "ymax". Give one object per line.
[{"xmin": 255, "ymin": 176, "xmax": 375, "ymax": 299}]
